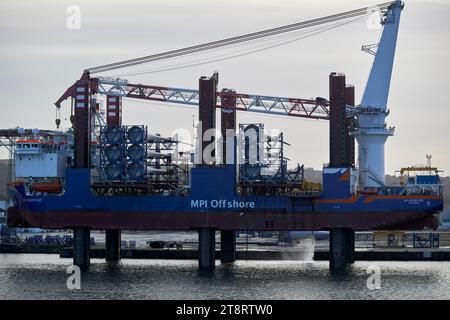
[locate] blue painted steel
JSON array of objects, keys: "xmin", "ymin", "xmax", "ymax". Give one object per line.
[
  {"xmin": 321, "ymin": 169, "xmax": 352, "ymax": 199},
  {"xmin": 11, "ymin": 165, "xmax": 443, "ymax": 216},
  {"xmin": 416, "ymin": 175, "xmax": 440, "ymax": 185}
]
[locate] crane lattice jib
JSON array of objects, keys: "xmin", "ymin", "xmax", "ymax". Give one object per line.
[{"xmin": 95, "ymin": 77, "xmax": 334, "ymax": 120}]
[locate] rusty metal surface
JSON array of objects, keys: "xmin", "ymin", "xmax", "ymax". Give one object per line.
[
  {"xmin": 344, "ymin": 85, "xmax": 355, "ymax": 167},
  {"xmin": 329, "ymin": 73, "xmax": 347, "ymax": 168},
  {"xmin": 220, "ymin": 88, "xmax": 236, "ymax": 164},
  {"xmin": 199, "ymin": 73, "xmax": 218, "ymax": 165},
  {"xmin": 74, "ymin": 79, "xmax": 91, "ymax": 169}
]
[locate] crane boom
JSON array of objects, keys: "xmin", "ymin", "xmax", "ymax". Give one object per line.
[
  {"xmin": 353, "ymin": 0, "xmax": 404, "ymax": 188},
  {"xmin": 85, "ymin": 2, "xmax": 396, "ymax": 74},
  {"xmin": 95, "ymin": 77, "xmax": 331, "ymax": 120},
  {"xmin": 361, "ymin": 1, "xmax": 403, "ymax": 109}
]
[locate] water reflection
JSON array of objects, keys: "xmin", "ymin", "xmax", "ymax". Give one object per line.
[{"xmin": 0, "ymin": 254, "xmax": 448, "ymax": 300}]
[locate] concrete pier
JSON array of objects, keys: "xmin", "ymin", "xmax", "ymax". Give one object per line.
[
  {"xmin": 220, "ymin": 230, "xmax": 236, "ymax": 263},
  {"xmin": 105, "ymin": 230, "xmax": 121, "ymax": 261},
  {"xmin": 73, "ymin": 227, "xmax": 90, "ymax": 269},
  {"xmin": 198, "ymin": 228, "xmax": 216, "ymax": 270}
]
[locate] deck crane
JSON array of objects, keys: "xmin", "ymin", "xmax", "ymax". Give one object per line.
[
  {"xmin": 354, "ymin": 0, "xmax": 403, "ymax": 188},
  {"xmin": 55, "ymin": 0, "xmax": 402, "ymax": 187}
]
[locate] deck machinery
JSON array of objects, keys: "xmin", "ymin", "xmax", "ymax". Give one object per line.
[{"xmin": 6, "ymin": 1, "xmax": 444, "ymax": 271}]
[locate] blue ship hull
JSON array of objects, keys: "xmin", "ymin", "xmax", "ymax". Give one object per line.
[{"xmin": 7, "ymin": 166, "xmax": 443, "ymax": 231}]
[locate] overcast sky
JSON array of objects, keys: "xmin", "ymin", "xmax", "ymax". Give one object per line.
[{"xmin": 0, "ymin": 0, "xmax": 449, "ymax": 175}]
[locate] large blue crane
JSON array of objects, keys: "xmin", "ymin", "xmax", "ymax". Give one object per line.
[{"xmin": 354, "ymin": 0, "xmax": 404, "ymax": 188}]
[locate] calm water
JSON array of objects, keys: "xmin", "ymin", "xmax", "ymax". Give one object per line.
[{"xmin": 0, "ymin": 254, "xmax": 450, "ymax": 300}]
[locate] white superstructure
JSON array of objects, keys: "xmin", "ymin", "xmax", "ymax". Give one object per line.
[{"xmin": 15, "ymin": 139, "xmax": 70, "ymax": 179}]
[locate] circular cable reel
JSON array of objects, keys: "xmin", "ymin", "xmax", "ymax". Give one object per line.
[
  {"xmin": 105, "ymin": 144, "xmax": 122, "ymax": 162},
  {"xmin": 242, "ymin": 164, "xmax": 261, "ymax": 179},
  {"xmin": 127, "ymin": 126, "xmax": 146, "ymax": 144},
  {"xmin": 127, "ymin": 162, "xmax": 147, "ymax": 179},
  {"xmin": 105, "ymin": 162, "xmax": 123, "ymax": 180},
  {"xmin": 127, "ymin": 144, "xmax": 146, "ymax": 162},
  {"xmin": 105, "ymin": 127, "xmax": 123, "ymax": 144}
]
